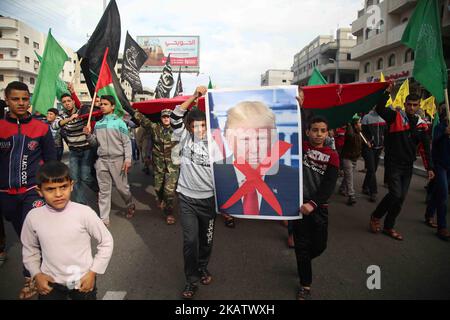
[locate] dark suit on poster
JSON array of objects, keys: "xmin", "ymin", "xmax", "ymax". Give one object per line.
[{"xmin": 213, "ymin": 162, "xmax": 300, "ymax": 217}]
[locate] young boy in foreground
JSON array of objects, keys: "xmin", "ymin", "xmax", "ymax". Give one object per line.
[
  {"xmin": 293, "ymin": 116, "xmax": 339, "ymax": 300},
  {"xmin": 21, "ymin": 161, "xmax": 114, "ymax": 300}
]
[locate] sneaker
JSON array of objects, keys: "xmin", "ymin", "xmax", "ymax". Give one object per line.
[
  {"xmin": 436, "ymin": 229, "xmax": 450, "ymax": 241},
  {"xmin": 347, "ymin": 196, "xmax": 356, "ymax": 206},
  {"xmin": 287, "ymin": 234, "xmax": 295, "ymax": 249},
  {"xmin": 297, "ymin": 286, "xmax": 312, "ymax": 300}
]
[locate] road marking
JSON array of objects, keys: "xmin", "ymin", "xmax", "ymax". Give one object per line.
[{"xmin": 102, "ymin": 291, "xmax": 127, "ymax": 300}]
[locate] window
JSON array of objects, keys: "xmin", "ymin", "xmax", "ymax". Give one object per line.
[
  {"xmin": 0, "ymin": 53, "xmax": 4, "ymax": 59},
  {"xmin": 25, "ymin": 56, "xmax": 30, "ymax": 63},
  {"xmin": 405, "ymin": 49, "xmax": 415, "ymax": 63},
  {"xmin": 19, "ymin": 76, "xmax": 24, "ymax": 82},
  {"xmin": 365, "ymin": 28, "xmax": 370, "ymax": 40},
  {"xmin": 0, "ymin": 75, "xmax": 4, "ymax": 82},
  {"xmin": 0, "ymin": 31, "xmax": 2, "ymax": 38},
  {"xmin": 24, "ymin": 36, "xmax": 29, "ymax": 44},
  {"xmin": 377, "ymin": 58, "xmax": 384, "ymax": 70},
  {"xmin": 376, "ymin": 20, "xmax": 384, "ymax": 35},
  {"xmin": 30, "ymin": 77, "xmax": 35, "ymax": 85},
  {"xmin": 388, "ymin": 54, "xmax": 396, "ymax": 67},
  {"xmin": 364, "ymin": 62, "xmax": 371, "ymax": 73},
  {"xmin": 69, "ymin": 71, "xmax": 72, "ymax": 77},
  {"xmin": 33, "ymin": 42, "xmax": 39, "ymax": 49},
  {"xmin": 282, "ymin": 80, "xmax": 287, "ymax": 83},
  {"xmin": 347, "ymin": 53, "xmax": 351, "ymax": 60}
]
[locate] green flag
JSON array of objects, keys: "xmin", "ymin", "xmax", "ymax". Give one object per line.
[
  {"xmin": 34, "ymin": 51, "xmax": 70, "ymax": 101},
  {"xmin": 308, "ymin": 67, "xmax": 328, "ymax": 86},
  {"xmin": 401, "ymin": 0, "xmax": 447, "ymax": 104},
  {"xmin": 208, "ymin": 77, "xmax": 213, "ymax": 89},
  {"xmin": 31, "ymin": 30, "xmax": 69, "ymax": 115}
]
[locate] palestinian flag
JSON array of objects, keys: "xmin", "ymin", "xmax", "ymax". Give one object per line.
[
  {"xmin": 133, "ymin": 82, "xmax": 389, "ymax": 129},
  {"xmin": 96, "ymin": 47, "xmax": 124, "ymax": 117},
  {"xmin": 302, "ymin": 82, "xmax": 389, "ymax": 129}
]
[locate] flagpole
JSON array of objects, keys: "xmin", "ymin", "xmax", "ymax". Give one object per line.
[{"xmin": 87, "ymin": 91, "xmax": 98, "ymax": 128}]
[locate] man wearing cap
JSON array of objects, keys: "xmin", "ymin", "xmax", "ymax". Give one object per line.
[{"xmin": 134, "ymin": 109, "xmax": 180, "ymax": 225}]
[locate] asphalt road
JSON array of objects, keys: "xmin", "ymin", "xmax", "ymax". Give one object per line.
[{"xmin": 1, "ymin": 160, "xmax": 449, "ymax": 300}]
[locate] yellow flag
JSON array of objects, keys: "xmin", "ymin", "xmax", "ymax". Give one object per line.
[
  {"xmin": 392, "ymin": 79, "xmax": 409, "ymax": 110},
  {"xmin": 380, "ymin": 72, "xmax": 393, "ymax": 107},
  {"xmin": 420, "ymin": 96, "xmax": 436, "ymax": 119}
]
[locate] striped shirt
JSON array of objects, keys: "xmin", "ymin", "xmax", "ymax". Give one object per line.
[{"xmin": 52, "ymin": 105, "xmax": 91, "ymax": 151}]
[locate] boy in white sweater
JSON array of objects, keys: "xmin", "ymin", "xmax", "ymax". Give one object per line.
[{"xmin": 21, "ymin": 161, "xmax": 114, "ymax": 300}]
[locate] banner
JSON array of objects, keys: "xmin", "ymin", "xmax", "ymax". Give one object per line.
[
  {"xmin": 136, "ymin": 36, "xmax": 200, "ymax": 73},
  {"xmin": 206, "ymin": 86, "xmax": 302, "ymax": 220}
]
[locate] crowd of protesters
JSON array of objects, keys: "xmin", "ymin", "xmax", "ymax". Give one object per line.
[{"xmin": 0, "ymin": 79, "xmax": 448, "ymax": 301}]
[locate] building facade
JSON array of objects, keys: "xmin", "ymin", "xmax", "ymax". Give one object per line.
[
  {"xmin": 291, "ymin": 28, "xmax": 360, "ymax": 86},
  {"xmin": 351, "ymin": 0, "xmax": 450, "ymax": 85},
  {"xmin": 0, "ymin": 16, "xmax": 133, "ymax": 107},
  {"xmin": 261, "ymin": 69, "xmax": 293, "ymax": 86}
]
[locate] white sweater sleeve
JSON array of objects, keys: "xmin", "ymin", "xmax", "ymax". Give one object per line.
[
  {"xmin": 21, "ymin": 214, "xmax": 42, "ymax": 278},
  {"xmin": 84, "ymin": 209, "xmax": 114, "ymax": 274},
  {"xmin": 170, "ymin": 105, "xmax": 187, "ymax": 142}
]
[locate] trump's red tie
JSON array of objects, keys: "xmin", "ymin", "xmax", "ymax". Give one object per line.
[{"xmin": 243, "ymin": 189, "xmax": 259, "ymax": 215}]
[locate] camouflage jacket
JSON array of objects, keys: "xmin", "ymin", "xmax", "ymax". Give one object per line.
[{"xmin": 135, "ymin": 111, "xmax": 180, "ymax": 171}]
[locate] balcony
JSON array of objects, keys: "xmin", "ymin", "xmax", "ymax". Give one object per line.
[
  {"xmin": 388, "ymin": 0, "xmax": 417, "ymax": 14},
  {"xmin": 352, "ymin": 10, "xmax": 369, "ymax": 34},
  {"xmin": 0, "ymin": 38, "xmax": 19, "ymax": 50},
  {"xmin": 0, "ymin": 60, "xmax": 20, "ymax": 70},
  {"xmin": 351, "ymin": 33, "xmax": 386, "ymax": 60},
  {"xmin": 0, "ymin": 17, "xmax": 18, "ymax": 30},
  {"xmin": 320, "ymin": 42, "xmax": 338, "ymax": 54},
  {"xmin": 387, "ymin": 22, "xmax": 407, "ymax": 46}
]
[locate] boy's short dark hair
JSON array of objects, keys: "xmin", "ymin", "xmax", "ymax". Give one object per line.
[
  {"xmin": 186, "ymin": 108, "xmax": 206, "ymax": 126},
  {"xmin": 405, "ymin": 93, "xmax": 421, "ymax": 102},
  {"xmin": 47, "ymin": 108, "xmax": 59, "ymax": 116},
  {"xmin": 37, "ymin": 161, "xmax": 72, "ymax": 186},
  {"xmin": 5, "ymin": 81, "xmax": 30, "ymax": 97},
  {"xmin": 307, "ymin": 116, "xmax": 329, "ymax": 130},
  {"xmin": 60, "ymin": 93, "xmax": 72, "ymax": 100},
  {"xmin": 100, "ymin": 95, "xmax": 116, "ymax": 106}
]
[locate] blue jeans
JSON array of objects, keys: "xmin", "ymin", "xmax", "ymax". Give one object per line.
[
  {"xmin": 425, "ymin": 165, "xmax": 449, "ymax": 229},
  {"xmin": 69, "ymin": 148, "xmax": 97, "ymax": 205}
]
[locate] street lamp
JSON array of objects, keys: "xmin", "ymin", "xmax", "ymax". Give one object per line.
[{"xmin": 329, "ymin": 58, "xmax": 340, "ymax": 84}]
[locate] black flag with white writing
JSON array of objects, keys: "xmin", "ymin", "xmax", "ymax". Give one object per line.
[
  {"xmin": 173, "ymin": 67, "xmax": 183, "ymax": 97},
  {"xmin": 154, "ymin": 54, "xmax": 174, "ymax": 99},
  {"xmin": 122, "ymin": 31, "xmax": 148, "ymax": 93}
]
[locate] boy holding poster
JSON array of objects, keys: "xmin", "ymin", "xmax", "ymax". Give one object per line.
[{"xmin": 294, "ymin": 116, "xmax": 339, "ymax": 300}]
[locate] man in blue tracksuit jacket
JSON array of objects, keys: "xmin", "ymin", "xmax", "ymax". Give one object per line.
[{"xmin": 0, "ymin": 81, "xmax": 56, "ymax": 298}]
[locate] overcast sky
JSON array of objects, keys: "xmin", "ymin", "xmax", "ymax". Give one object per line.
[{"xmin": 0, "ymin": 0, "xmax": 365, "ymax": 93}]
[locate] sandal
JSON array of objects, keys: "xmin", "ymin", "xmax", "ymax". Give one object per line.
[
  {"xmin": 369, "ymin": 216, "xmax": 381, "ymax": 233},
  {"xmin": 425, "ymin": 218, "xmax": 438, "ymax": 228},
  {"xmin": 383, "ymin": 228, "xmax": 403, "ymax": 241},
  {"xmin": 181, "ymin": 283, "xmax": 198, "ymax": 299},
  {"xmin": 0, "ymin": 250, "xmax": 6, "ymax": 266},
  {"xmin": 199, "ymin": 269, "xmax": 212, "ymax": 285},
  {"xmin": 19, "ymin": 277, "xmax": 37, "ymax": 300},
  {"xmin": 223, "ymin": 215, "xmax": 235, "ymax": 228},
  {"xmin": 166, "ymin": 215, "xmax": 176, "ymax": 225},
  {"xmin": 126, "ymin": 204, "xmax": 136, "ymax": 219},
  {"xmin": 297, "ymin": 286, "xmax": 311, "ymax": 300}
]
